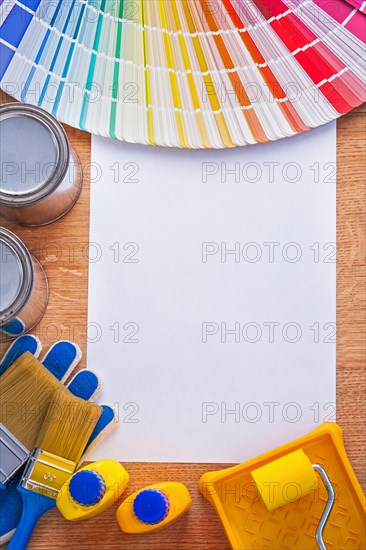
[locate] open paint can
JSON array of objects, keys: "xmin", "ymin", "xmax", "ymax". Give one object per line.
[
  {"xmin": 0, "ymin": 103, "xmax": 82, "ymax": 226},
  {"xmin": 0, "ymin": 227, "xmax": 48, "ymax": 341}
]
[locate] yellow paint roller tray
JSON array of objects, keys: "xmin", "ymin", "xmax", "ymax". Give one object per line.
[{"xmin": 199, "ymin": 423, "xmax": 365, "ymax": 550}]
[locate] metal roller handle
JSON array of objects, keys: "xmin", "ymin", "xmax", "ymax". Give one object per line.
[{"xmin": 312, "ymin": 464, "xmax": 335, "ymax": 550}]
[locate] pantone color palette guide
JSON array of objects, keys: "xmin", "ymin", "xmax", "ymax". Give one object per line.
[{"xmin": 0, "ymin": 0, "xmax": 365, "ymax": 148}]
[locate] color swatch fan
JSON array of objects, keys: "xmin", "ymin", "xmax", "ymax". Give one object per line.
[{"xmin": 0, "ymin": 0, "xmax": 365, "ymax": 148}]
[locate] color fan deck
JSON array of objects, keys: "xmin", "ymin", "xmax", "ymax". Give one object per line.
[{"xmin": 0, "ymin": 0, "xmax": 365, "ymax": 148}]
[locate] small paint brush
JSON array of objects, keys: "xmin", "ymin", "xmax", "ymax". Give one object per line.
[
  {"xmin": 0, "ymin": 352, "xmax": 68, "ymax": 486},
  {"xmin": 8, "ymin": 388, "xmax": 102, "ymax": 549}
]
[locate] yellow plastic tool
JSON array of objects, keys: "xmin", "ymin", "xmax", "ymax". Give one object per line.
[
  {"xmin": 251, "ymin": 449, "xmax": 320, "ymax": 511},
  {"xmin": 251, "ymin": 449, "xmax": 335, "ymax": 550},
  {"xmin": 57, "ymin": 460, "xmax": 129, "ymax": 521},
  {"xmin": 199, "ymin": 423, "xmax": 366, "ymax": 550},
  {"xmin": 116, "ymin": 482, "xmax": 192, "ymax": 533}
]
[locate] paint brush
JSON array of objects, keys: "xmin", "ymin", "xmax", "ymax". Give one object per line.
[
  {"xmin": 0, "ymin": 352, "xmax": 68, "ymax": 486},
  {"xmin": 8, "ymin": 388, "xmax": 102, "ymax": 549}
]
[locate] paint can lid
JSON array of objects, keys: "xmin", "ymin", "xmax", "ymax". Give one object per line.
[
  {"xmin": 0, "ymin": 227, "xmax": 33, "ymax": 325},
  {"xmin": 0, "ymin": 103, "xmax": 69, "ymax": 206},
  {"xmin": 69, "ymin": 470, "xmax": 106, "ymax": 507},
  {"xmin": 133, "ymin": 489, "xmax": 170, "ymax": 525}
]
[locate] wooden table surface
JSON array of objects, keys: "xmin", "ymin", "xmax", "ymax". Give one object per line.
[{"xmin": 1, "ymin": 93, "xmax": 365, "ymax": 549}]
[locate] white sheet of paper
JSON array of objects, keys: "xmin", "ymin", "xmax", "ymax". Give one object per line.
[{"xmin": 88, "ymin": 122, "xmax": 336, "ymax": 463}]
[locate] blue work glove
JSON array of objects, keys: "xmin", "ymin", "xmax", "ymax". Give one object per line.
[
  {"xmin": 0, "ymin": 335, "xmax": 116, "ymax": 544},
  {"xmin": 0, "ymin": 317, "xmax": 25, "ymax": 339}
]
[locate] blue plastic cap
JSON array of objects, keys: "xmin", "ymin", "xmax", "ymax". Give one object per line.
[
  {"xmin": 133, "ymin": 489, "xmax": 169, "ymax": 525},
  {"xmin": 69, "ymin": 470, "xmax": 106, "ymax": 507}
]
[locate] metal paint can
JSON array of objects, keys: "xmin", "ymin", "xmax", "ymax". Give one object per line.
[
  {"xmin": 0, "ymin": 227, "xmax": 48, "ymax": 341},
  {"xmin": 0, "ymin": 103, "xmax": 82, "ymax": 226}
]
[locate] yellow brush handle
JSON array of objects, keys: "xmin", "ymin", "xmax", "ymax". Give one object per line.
[{"xmin": 251, "ymin": 449, "xmax": 319, "ymax": 511}]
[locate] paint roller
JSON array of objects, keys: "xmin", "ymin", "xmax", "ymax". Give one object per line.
[{"xmin": 251, "ymin": 449, "xmax": 335, "ymax": 550}]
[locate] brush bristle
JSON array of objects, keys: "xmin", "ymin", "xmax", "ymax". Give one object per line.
[
  {"xmin": 36, "ymin": 388, "xmax": 102, "ymax": 463},
  {"xmin": 0, "ymin": 352, "xmax": 64, "ymax": 449}
]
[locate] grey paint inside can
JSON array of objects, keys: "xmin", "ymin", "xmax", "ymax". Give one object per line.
[
  {"xmin": 0, "ymin": 240, "xmax": 22, "ymax": 312},
  {"xmin": 0, "ymin": 103, "xmax": 82, "ymax": 227},
  {"xmin": 0, "ymin": 115, "xmax": 58, "ymax": 194}
]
